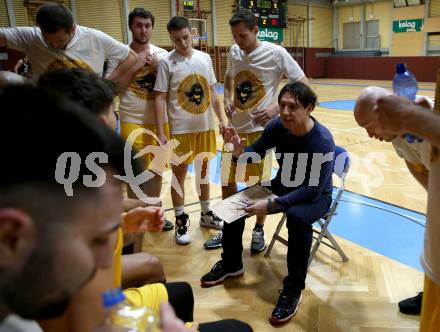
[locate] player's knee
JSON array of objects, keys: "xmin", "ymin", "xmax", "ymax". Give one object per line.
[{"xmin": 142, "ymin": 254, "xmax": 166, "ymax": 283}]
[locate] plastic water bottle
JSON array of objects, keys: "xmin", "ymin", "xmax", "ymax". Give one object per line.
[
  {"xmin": 392, "ymin": 63, "xmax": 422, "ymax": 143},
  {"xmin": 102, "ymin": 288, "xmax": 156, "ymax": 332}
]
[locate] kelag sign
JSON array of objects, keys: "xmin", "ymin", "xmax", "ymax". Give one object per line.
[
  {"xmin": 257, "ymin": 28, "xmax": 283, "ymax": 42},
  {"xmin": 393, "ymin": 19, "xmax": 424, "ymax": 33}
]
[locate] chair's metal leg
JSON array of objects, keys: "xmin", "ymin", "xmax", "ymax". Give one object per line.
[
  {"xmin": 265, "ymin": 214, "xmax": 287, "ymax": 257},
  {"xmin": 307, "ymin": 242, "xmax": 319, "ymax": 269},
  {"xmin": 323, "ymin": 229, "xmax": 349, "ymax": 262},
  {"xmin": 307, "ymin": 220, "xmax": 328, "ymax": 269}
]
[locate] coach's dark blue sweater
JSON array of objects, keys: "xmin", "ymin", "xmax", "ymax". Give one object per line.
[{"xmin": 244, "ymin": 116, "xmax": 335, "ymax": 211}]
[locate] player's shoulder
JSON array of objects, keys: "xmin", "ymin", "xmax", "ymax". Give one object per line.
[
  {"xmin": 75, "ymin": 25, "xmax": 94, "ymax": 36},
  {"xmin": 229, "ymin": 44, "xmax": 241, "ymax": 54},
  {"xmin": 162, "ymin": 49, "xmax": 176, "ymax": 61},
  {"xmin": 261, "ymin": 41, "xmax": 285, "ymax": 54},
  {"xmin": 193, "ymin": 48, "xmax": 209, "ymax": 57}
]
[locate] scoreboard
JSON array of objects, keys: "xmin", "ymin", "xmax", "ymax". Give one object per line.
[
  {"xmin": 183, "ymin": 1, "xmax": 194, "ymax": 10},
  {"xmin": 240, "ymin": 0, "xmax": 287, "ymax": 28}
]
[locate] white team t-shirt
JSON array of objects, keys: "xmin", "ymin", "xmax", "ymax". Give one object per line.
[
  {"xmin": 226, "ymin": 41, "xmax": 305, "ymax": 134},
  {"xmin": 0, "ymin": 25, "xmax": 130, "ymax": 79},
  {"xmin": 392, "ymin": 96, "xmax": 435, "ymax": 169},
  {"xmin": 391, "ymin": 100, "xmax": 440, "ymax": 285},
  {"xmin": 392, "ymin": 137, "xmax": 431, "ymax": 171},
  {"xmin": 154, "ymin": 49, "xmax": 216, "ymax": 134},
  {"xmin": 108, "ymin": 44, "xmax": 168, "ymax": 125}
]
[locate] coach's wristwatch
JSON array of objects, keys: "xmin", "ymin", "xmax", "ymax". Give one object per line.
[{"xmin": 267, "ymin": 198, "xmax": 279, "ymax": 215}]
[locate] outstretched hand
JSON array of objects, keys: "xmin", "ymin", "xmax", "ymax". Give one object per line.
[
  {"xmin": 222, "ymin": 126, "xmax": 246, "ymax": 158},
  {"xmin": 122, "ymin": 206, "xmax": 165, "ymax": 233}
]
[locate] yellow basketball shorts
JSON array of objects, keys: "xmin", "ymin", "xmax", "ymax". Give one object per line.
[
  {"xmin": 115, "ymin": 231, "xmax": 194, "ymax": 330},
  {"xmin": 420, "ymin": 275, "xmax": 440, "ymax": 332},
  {"xmin": 114, "ymin": 229, "xmax": 167, "ymax": 326},
  {"xmin": 220, "ymin": 130, "xmax": 273, "ymax": 185},
  {"xmin": 124, "ymin": 284, "xmax": 196, "ymax": 331},
  {"xmin": 124, "ymin": 283, "xmax": 168, "ymax": 312},
  {"xmin": 171, "ymin": 130, "xmax": 217, "ymax": 165},
  {"xmin": 120, "ymin": 122, "xmax": 171, "ymax": 172}
]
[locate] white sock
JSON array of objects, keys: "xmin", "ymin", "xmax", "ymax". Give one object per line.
[
  {"xmin": 200, "ymin": 200, "xmax": 210, "ymax": 214},
  {"xmin": 174, "ymin": 206, "xmax": 185, "ymax": 217}
]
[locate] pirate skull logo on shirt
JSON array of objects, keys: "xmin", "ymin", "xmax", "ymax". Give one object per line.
[
  {"xmin": 185, "ymin": 83, "xmax": 204, "ymax": 105},
  {"xmin": 236, "ymin": 80, "xmax": 253, "ymax": 105},
  {"xmin": 177, "ymin": 74, "xmax": 210, "ymax": 114},
  {"xmin": 135, "ymin": 73, "xmax": 156, "ymax": 92},
  {"xmin": 233, "ymin": 70, "xmax": 265, "ymax": 113},
  {"xmin": 130, "ymin": 66, "xmax": 157, "ymax": 100}
]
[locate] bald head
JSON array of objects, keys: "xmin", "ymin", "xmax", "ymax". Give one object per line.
[
  {"xmin": 0, "ymin": 71, "xmax": 30, "ymax": 89},
  {"xmin": 354, "ymin": 86, "xmax": 391, "ymax": 121},
  {"xmin": 354, "ymin": 86, "xmax": 395, "ymax": 141}
]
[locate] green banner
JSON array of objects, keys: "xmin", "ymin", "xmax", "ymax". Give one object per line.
[
  {"xmin": 257, "ymin": 28, "xmax": 283, "ymax": 42},
  {"xmin": 393, "ymin": 19, "xmax": 424, "ymax": 33}
]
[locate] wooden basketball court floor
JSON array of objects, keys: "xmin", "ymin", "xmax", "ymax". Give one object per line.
[{"xmin": 142, "ymin": 78, "xmax": 434, "ymax": 331}]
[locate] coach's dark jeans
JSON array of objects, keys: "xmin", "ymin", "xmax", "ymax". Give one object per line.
[{"xmin": 221, "ymin": 186, "xmax": 331, "ymax": 295}]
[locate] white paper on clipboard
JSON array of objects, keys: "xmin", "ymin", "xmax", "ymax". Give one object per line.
[{"xmin": 211, "ymin": 185, "xmax": 277, "ymax": 224}]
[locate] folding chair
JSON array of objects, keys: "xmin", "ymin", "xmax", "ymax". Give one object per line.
[{"xmin": 265, "ymin": 145, "xmax": 351, "ymax": 269}]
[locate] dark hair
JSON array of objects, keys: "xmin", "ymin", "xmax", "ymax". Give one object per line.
[
  {"xmin": 229, "ymin": 9, "xmax": 257, "ymax": 29},
  {"xmin": 167, "ymin": 16, "xmax": 191, "ymax": 32},
  {"xmin": 0, "ymin": 84, "xmax": 138, "ymax": 189},
  {"xmin": 36, "ymin": 4, "xmax": 74, "ymax": 33},
  {"xmin": 129, "ymin": 8, "xmax": 155, "ymax": 28},
  {"xmin": 278, "ymin": 82, "xmax": 317, "ymax": 110},
  {"xmin": 0, "ymin": 84, "xmax": 140, "ymax": 235},
  {"xmin": 38, "ymin": 68, "xmax": 117, "ymax": 116}
]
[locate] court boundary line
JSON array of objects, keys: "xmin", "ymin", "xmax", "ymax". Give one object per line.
[{"xmin": 311, "ymin": 81, "xmax": 435, "ymax": 91}]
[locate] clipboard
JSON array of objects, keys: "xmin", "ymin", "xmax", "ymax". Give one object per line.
[{"xmin": 211, "ymin": 185, "xmax": 277, "ymax": 224}]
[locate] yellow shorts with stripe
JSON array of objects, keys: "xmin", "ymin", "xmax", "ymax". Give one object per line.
[
  {"xmin": 120, "ymin": 122, "xmax": 171, "ymax": 172},
  {"xmin": 221, "ymin": 131, "xmax": 273, "ymax": 185},
  {"xmin": 420, "ymin": 275, "xmax": 440, "ymax": 332},
  {"xmin": 172, "ymin": 130, "xmax": 217, "ymax": 165}
]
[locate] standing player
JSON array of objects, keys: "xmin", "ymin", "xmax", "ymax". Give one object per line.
[
  {"xmin": 154, "ymin": 16, "xmax": 228, "ymax": 245},
  {"xmin": 0, "ymin": 3, "xmax": 136, "ymax": 82},
  {"xmin": 204, "ymin": 9, "xmax": 308, "ymax": 252},
  {"xmin": 106, "ymin": 8, "xmax": 174, "ymax": 236}
]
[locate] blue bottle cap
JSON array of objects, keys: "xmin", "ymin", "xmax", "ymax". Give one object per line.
[
  {"xmin": 102, "ymin": 288, "xmax": 126, "ymax": 309},
  {"xmin": 405, "ymin": 134, "xmax": 415, "ymax": 143},
  {"xmin": 396, "ymin": 63, "xmax": 407, "ymax": 74}
]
